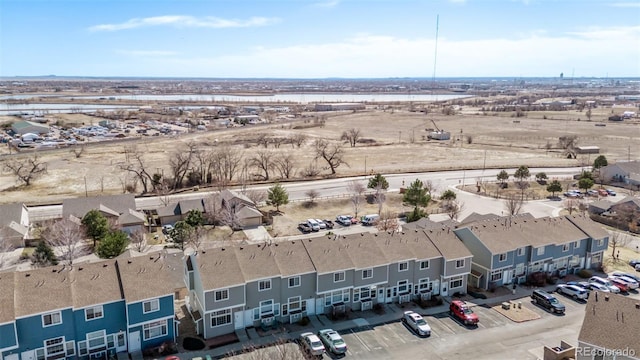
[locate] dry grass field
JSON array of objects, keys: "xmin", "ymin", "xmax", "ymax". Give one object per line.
[{"xmin": 0, "ymin": 103, "xmax": 638, "ymax": 206}]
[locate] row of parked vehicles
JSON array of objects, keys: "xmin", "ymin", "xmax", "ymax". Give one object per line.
[
  {"xmin": 532, "ymin": 272, "xmax": 640, "ymax": 314},
  {"xmin": 299, "ymin": 329, "xmax": 347, "ymax": 357},
  {"xmin": 298, "ymin": 214, "xmax": 381, "ymax": 233},
  {"xmin": 563, "ymin": 188, "xmax": 616, "ymax": 198}
]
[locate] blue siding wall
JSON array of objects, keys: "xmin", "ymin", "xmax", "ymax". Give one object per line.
[
  {"xmin": 0, "ymin": 323, "xmax": 17, "ymax": 349},
  {"xmin": 590, "ymin": 236, "xmax": 609, "ymax": 253},
  {"xmin": 129, "ymin": 318, "xmax": 175, "ymax": 350},
  {"xmin": 127, "ymin": 295, "xmax": 174, "ymax": 326},
  {"xmin": 73, "ymin": 301, "xmax": 127, "ymax": 340},
  {"xmin": 15, "ymin": 309, "xmax": 75, "ymax": 351}
]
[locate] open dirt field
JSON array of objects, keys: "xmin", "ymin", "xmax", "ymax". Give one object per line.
[{"xmin": 1, "ymin": 105, "xmax": 639, "ymax": 206}]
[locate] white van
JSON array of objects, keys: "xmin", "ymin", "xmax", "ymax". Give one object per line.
[
  {"xmin": 307, "ymin": 219, "xmax": 321, "ymax": 231},
  {"xmin": 361, "ymin": 214, "xmax": 380, "ymax": 226}
]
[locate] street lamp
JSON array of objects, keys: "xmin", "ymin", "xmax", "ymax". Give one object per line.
[{"xmin": 364, "ymin": 156, "xmax": 367, "ymax": 175}]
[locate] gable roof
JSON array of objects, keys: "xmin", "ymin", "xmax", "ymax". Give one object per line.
[
  {"xmin": 589, "ymin": 200, "xmax": 613, "ymax": 211},
  {"xmin": 118, "ymin": 209, "xmax": 147, "ymax": 225},
  {"xmin": 194, "ymin": 247, "xmax": 246, "ymax": 290},
  {"xmin": 579, "ymin": 291, "xmax": 640, "ymax": 354},
  {"xmin": 0, "ymin": 203, "xmax": 26, "ymax": 227},
  {"xmin": 71, "ymin": 260, "xmax": 123, "ymax": 309},
  {"xmin": 565, "ymin": 214, "xmax": 610, "ymax": 239},
  {"xmin": 271, "ymin": 240, "xmax": 316, "ymax": 277},
  {"xmin": 338, "ymin": 233, "xmax": 389, "ymax": 270},
  {"xmin": 156, "ymin": 203, "xmax": 180, "ymax": 217},
  {"xmin": 14, "ymin": 265, "xmax": 74, "ymax": 317},
  {"xmin": 178, "ymin": 199, "xmax": 205, "ymax": 214},
  {"xmin": 424, "ymin": 227, "xmax": 473, "ymax": 260},
  {"xmin": 116, "ymin": 250, "xmax": 181, "ymax": 303},
  {"xmin": 301, "ymin": 237, "xmax": 355, "ymax": 274},
  {"xmin": 402, "ymin": 217, "xmax": 459, "ymax": 231},
  {"xmin": 459, "ymin": 212, "xmax": 502, "ymax": 226},
  {"xmin": 0, "ymin": 270, "xmax": 15, "ymax": 323},
  {"xmin": 236, "ymin": 206, "xmax": 262, "ymax": 219},
  {"xmin": 235, "ymin": 243, "xmax": 281, "ymax": 282},
  {"xmin": 221, "ymin": 189, "xmax": 255, "ymax": 207},
  {"xmin": 62, "ymin": 194, "xmax": 136, "ymax": 219},
  {"xmin": 610, "ymin": 196, "xmax": 640, "ymax": 210}
]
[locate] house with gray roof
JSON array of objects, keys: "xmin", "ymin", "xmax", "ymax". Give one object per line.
[
  {"xmin": 156, "ymin": 198, "xmax": 205, "ymax": 226},
  {"xmin": 578, "ymin": 291, "xmax": 640, "ymax": 360},
  {"xmin": 0, "ymin": 203, "xmax": 29, "ymax": 249},
  {"xmin": 206, "ymin": 190, "xmax": 263, "ymax": 228},
  {"xmin": 62, "ymin": 194, "xmax": 145, "ymax": 234},
  {"xmin": 600, "ymin": 160, "xmax": 640, "ymax": 187},
  {"xmin": 425, "ymin": 227, "xmax": 473, "ymax": 297}
]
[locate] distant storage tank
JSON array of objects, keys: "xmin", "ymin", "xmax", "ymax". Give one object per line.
[{"xmin": 428, "ymin": 130, "xmax": 451, "ymax": 140}]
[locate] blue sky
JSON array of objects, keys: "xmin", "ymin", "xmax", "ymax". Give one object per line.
[{"xmin": 1, "ymin": 0, "xmax": 639, "ymax": 78}]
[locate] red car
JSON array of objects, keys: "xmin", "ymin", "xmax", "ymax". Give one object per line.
[
  {"xmin": 609, "ymin": 277, "xmax": 630, "ymax": 292},
  {"xmin": 449, "ymin": 300, "xmax": 479, "ymax": 325}
]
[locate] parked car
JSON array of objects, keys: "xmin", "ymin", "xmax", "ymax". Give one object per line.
[
  {"xmin": 322, "ymin": 219, "xmax": 334, "ymax": 229},
  {"xmin": 587, "ymin": 189, "xmax": 599, "ymax": 197},
  {"xmin": 317, "ymin": 329, "xmax": 347, "ymax": 355},
  {"xmin": 315, "ymin": 219, "xmax": 327, "ymax": 230},
  {"xmin": 597, "ymin": 188, "xmax": 608, "ymax": 197},
  {"xmin": 335, "ymin": 215, "xmax": 352, "ymax": 226},
  {"xmin": 161, "ymin": 224, "xmax": 174, "ymax": 234},
  {"xmin": 566, "ymin": 281, "xmax": 592, "ymax": 293},
  {"xmin": 449, "ymin": 300, "xmax": 479, "ymax": 325},
  {"xmin": 586, "ymin": 282, "xmax": 611, "ymax": 293},
  {"xmin": 298, "ymin": 222, "xmax": 312, "ymax": 233},
  {"xmin": 306, "ymin": 219, "xmax": 321, "ymax": 232},
  {"xmin": 589, "ymin": 276, "xmax": 620, "ymax": 293},
  {"xmin": 611, "ymin": 271, "xmax": 640, "ymax": 283},
  {"xmin": 609, "ymin": 273, "xmax": 639, "ymax": 289},
  {"xmin": 606, "ymin": 189, "xmax": 617, "ymax": 196},
  {"xmin": 299, "ymin": 332, "xmax": 325, "ymax": 356},
  {"xmin": 402, "ymin": 311, "xmax": 431, "ymax": 336},
  {"xmin": 361, "ymin": 214, "xmax": 380, "ymax": 226},
  {"xmin": 608, "ymin": 277, "xmax": 630, "ymax": 292},
  {"xmin": 556, "ymin": 284, "xmax": 589, "ymax": 300},
  {"xmin": 531, "ymin": 290, "xmax": 566, "ymax": 314},
  {"xmin": 629, "ymin": 259, "xmax": 640, "ymax": 268}
]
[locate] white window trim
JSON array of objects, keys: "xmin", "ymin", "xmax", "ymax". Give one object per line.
[
  {"xmin": 42, "ymin": 311, "xmax": 62, "ymax": 327},
  {"xmin": 142, "ymin": 299, "xmax": 160, "ymax": 314},
  {"xmin": 85, "ymin": 305, "xmax": 104, "ymax": 321},
  {"xmin": 214, "ymin": 289, "xmax": 230, "ymax": 302},
  {"xmin": 418, "ymin": 278, "xmax": 432, "ymax": 292},
  {"xmin": 419, "ymin": 260, "xmax": 430, "ymax": 270},
  {"xmin": 143, "ymin": 320, "xmax": 168, "ymax": 341},
  {"xmin": 450, "ymin": 276, "xmax": 464, "ymax": 289},
  {"xmin": 258, "ymin": 279, "xmax": 272, "ymax": 292},
  {"xmin": 334, "ymin": 271, "xmax": 345, "ymax": 283},
  {"xmin": 287, "ymin": 296, "xmax": 303, "ymax": 312},
  {"xmin": 517, "ymin": 247, "xmax": 525, "ymax": 256},
  {"xmin": 362, "ymin": 269, "xmax": 373, "ymax": 280},
  {"xmin": 44, "ymin": 337, "xmax": 66, "ymax": 358},
  {"xmin": 455, "ymin": 259, "xmax": 465, "ymax": 269},
  {"xmin": 398, "ymin": 262, "xmax": 409, "ymax": 272},
  {"xmin": 288, "ymin": 276, "xmax": 301, "ymax": 288},
  {"xmin": 86, "ymin": 330, "xmax": 106, "ymax": 350},
  {"xmin": 211, "ymin": 309, "xmax": 232, "ymax": 328},
  {"xmin": 574, "ymin": 241, "xmax": 580, "ymax": 248},
  {"xmin": 498, "ymin": 253, "xmax": 507, "ymax": 262},
  {"xmin": 562, "ymin": 243, "xmax": 570, "ymax": 252},
  {"xmin": 536, "ymin": 247, "xmax": 545, "ymax": 256}
]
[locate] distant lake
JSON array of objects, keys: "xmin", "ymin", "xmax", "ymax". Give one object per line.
[
  {"xmin": 2, "ymin": 93, "xmax": 471, "ymax": 103},
  {"xmin": 0, "ymin": 103, "xmax": 137, "ymax": 115}
]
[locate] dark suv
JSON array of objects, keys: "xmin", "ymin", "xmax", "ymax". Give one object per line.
[{"xmin": 531, "ymin": 290, "xmax": 565, "ymax": 314}]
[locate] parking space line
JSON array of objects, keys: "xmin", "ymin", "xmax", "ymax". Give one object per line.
[{"xmin": 348, "ymin": 329, "xmax": 372, "ymax": 352}]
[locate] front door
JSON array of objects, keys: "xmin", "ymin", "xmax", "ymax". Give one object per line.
[
  {"xmin": 503, "ymin": 269, "xmax": 513, "ymax": 285},
  {"xmin": 234, "ymin": 311, "xmax": 244, "ymax": 330},
  {"xmin": 377, "ymin": 287, "xmax": 385, "ymax": 303},
  {"xmin": 128, "ymin": 331, "xmax": 141, "ymax": 353},
  {"xmin": 441, "ymin": 278, "xmax": 448, "ymax": 296},
  {"xmin": 115, "ymin": 332, "xmax": 127, "ymax": 353},
  {"xmin": 20, "ymin": 351, "xmax": 33, "ymax": 360},
  {"xmin": 306, "ymin": 299, "xmax": 316, "ymax": 315}
]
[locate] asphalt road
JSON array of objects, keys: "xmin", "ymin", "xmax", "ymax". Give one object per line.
[{"xmin": 28, "ymin": 166, "xmax": 589, "ymax": 221}]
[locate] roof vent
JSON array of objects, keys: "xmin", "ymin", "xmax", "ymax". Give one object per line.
[
  {"xmin": 128, "ymin": 260, "xmax": 132, "ymax": 264},
  {"xmin": 25, "ymin": 273, "xmax": 31, "ymax": 277},
  {"xmin": 605, "ymin": 295, "xmax": 610, "ymax": 301},
  {"xmin": 102, "ymin": 264, "xmax": 108, "ymax": 268},
  {"xmin": 221, "ymin": 248, "xmax": 225, "ymax": 251},
  {"xmin": 79, "ymin": 267, "xmax": 84, "ymax": 271},
  {"xmin": 635, "ymin": 303, "xmax": 640, "ymax": 309},
  {"xmin": 239, "ymin": 247, "xmax": 244, "ymax": 250}
]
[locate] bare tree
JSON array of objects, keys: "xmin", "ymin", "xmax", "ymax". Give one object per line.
[
  {"xmin": 273, "ymin": 152, "xmax": 296, "ymax": 179},
  {"xmin": 187, "ymin": 227, "xmax": 205, "ymax": 254},
  {"xmin": 271, "ymin": 137, "xmax": 286, "ymax": 149},
  {"xmin": 40, "ymin": 218, "xmax": 86, "ymax": 265},
  {"xmin": 249, "ymin": 150, "xmax": 274, "ymax": 181},
  {"xmin": 128, "ymin": 229, "xmax": 146, "ymax": 252},
  {"xmin": 225, "ymin": 338, "xmax": 301, "ymax": 360},
  {"xmin": 242, "ymin": 189, "xmax": 267, "ymax": 206},
  {"xmin": 119, "ymin": 147, "xmax": 155, "ymax": 194},
  {"xmin": 168, "ymin": 142, "xmax": 196, "ymax": 189},
  {"xmin": 70, "ymin": 144, "xmax": 87, "ymax": 158},
  {"xmin": 347, "ymin": 180, "xmax": 366, "ymax": 219},
  {"xmin": 609, "ymin": 231, "xmax": 630, "ymax": 261},
  {"xmin": 305, "ymin": 189, "xmax": 320, "ymax": 207},
  {"xmin": 504, "ymin": 194, "xmax": 523, "ymax": 216},
  {"xmin": 377, "ymin": 210, "xmax": 400, "ymax": 232},
  {"xmin": 211, "ymin": 145, "xmax": 243, "ymax": 190},
  {"xmin": 314, "ymin": 139, "xmax": 348, "ymax": 175},
  {"xmin": 3, "ymin": 153, "xmax": 47, "ymax": 186},
  {"xmin": 290, "ymin": 133, "xmax": 307, "ymax": 148},
  {"xmin": 256, "ymin": 134, "xmax": 270, "ymax": 148},
  {"xmin": 564, "ymin": 198, "xmax": 581, "ymax": 215},
  {"xmin": 444, "ymin": 199, "xmax": 465, "ymax": 220},
  {"xmin": 374, "ymin": 183, "xmax": 386, "ymax": 215},
  {"xmin": 340, "ymin": 128, "xmax": 361, "ymax": 147},
  {"xmin": 301, "ymin": 162, "xmax": 321, "ymax": 177}
]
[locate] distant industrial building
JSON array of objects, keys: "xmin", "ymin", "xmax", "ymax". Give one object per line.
[
  {"xmin": 10, "ymin": 120, "xmax": 50, "ymax": 135},
  {"xmin": 314, "ymin": 103, "xmax": 366, "ymax": 111},
  {"xmin": 575, "ymin": 146, "xmax": 600, "ymax": 154}
]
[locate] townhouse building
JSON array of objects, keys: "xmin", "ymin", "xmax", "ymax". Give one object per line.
[
  {"xmin": 0, "ymin": 251, "xmax": 178, "ymax": 360},
  {"xmin": 453, "ymin": 214, "xmax": 609, "ymax": 290},
  {"xmin": 185, "ymin": 229, "xmax": 473, "ymax": 340}
]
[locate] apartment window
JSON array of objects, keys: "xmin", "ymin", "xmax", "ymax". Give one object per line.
[
  {"xmin": 517, "ymin": 247, "xmax": 525, "ymax": 256},
  {"xmin": 325, "ymin": 290, "xmax": 350, "ymax": 306},
  {"xmin": 574, "ymin": 241, "xmax": 580, "ymax": 248},
  {"xmin": 288, "ymin": 276, "xmax": 301, "ymax": 288},
  {"xmin": 491, "ymin": 270, "xmax": 503, "ymax": 282},
  {"xmin": 258, "ymin": 279, "xmax": 272, "ymax": 291},
  {"xmin": 419, "ymin": 260, "xmax": 430, "ymax": 270},
  {"xmin": 398, "ymin": 280, "xmax": 409, "ymax": 294},
  {"xmin": 42, "ymin": 311, "xmax": 62, "ymax": 327},
  {"xmin": 143, "ymin": 299, "xmax": 160, "ymax": 314},
  {"xmin": 143, "ymin": 320, "xmax": 168, "ymax": 340},
  {"xmin": 362, "ymin": 269, "xmax": 373, "ymax": 279},
  {"xmin": 78, "ymin": 341, "xmax": 88, "ymax": 356},
  {"xmin": 334, "ymin": 271, "xmax": 345, "ymax": 282},
  {"xmin": 450, "ymin": 276, "xmax": 463, "ymax": 289},
  {"xmin": 455, "ymin": 259, "xmax": 465, "ymax": 268},
  {"xmin": 35, "ymin": 349, "xmax": 45, "ymax": 360},
  {"xmin": 85, "ymin": 305, "xmax": 104, "ymax": 321},
  {"xmin": 106, "ymin": 334, "xmax": 115, "ymax": 349},
  {"xmin": 254, "ymin": 299, "xmax": 275, "ymax": 320},
  {"xmin": 87, "ymin": 330, "xmax": 106, "ymax": 350},
  {"xmin": 211, "ymin": 309, "xmax": 232, "ymax": 327},
  {"xmin": 597, "ymin": 239, "xmax": 604, "ymax": 247},
  {"xmin": 215, "ymin": 289, "xmax": 229, "ymax": 302},
  {"xmin": 398, "ymin": 262, "xmax": 409, "ymax": 272},
  {"xmin": 45, "ymin": 337, "xmax": 65, "ymax": 358},
  {"xmin": 498, "ymin": 253, "xmax": 507, "ymax": 262},
  {"xmin": 288, "ymin": 296, "xmax": 302, "ymax": 312},
  {"xmin": 536, "ymin": 247, "xmax": 545, "ymax": 256},
  {"xmin": 418, "ymin": 278, "xmax": 432, "ymax": 292},
  {"xmin": 562, "ymin": 244, "xmax": 570, "ymax": 252},
  {"xmin": 65, "ymin": 341, "xmax": 75, "ymax": 356}
]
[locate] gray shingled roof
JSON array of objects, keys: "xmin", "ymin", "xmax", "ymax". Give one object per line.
[
  {"xmin": 339, "ymin": 233, "xmax": 390, "ymax": 270},
  {"xmin": 235, "ymin": 244, "xmax": 281, "ymax": 282},
  {"xmin": 116, "ymin": 250, "xmax": 181, "ymax": 303},
  {"xmin": 271, "ymin": 240, "xmax": 316, "ymax": 277},
  {"xmin": 71, "ymin": 260, "xmax": 123, "ymax": 309},
  {"xmin": 0, "ymin": 270, "xmax": 15, "ymax": 323},
  {"xmin": 14, "ymin": 265, "xmax": 74, "ymax": 317},
  {"xmin": 371, "ymin": 229, "xmax": 441, "ymax": 262},
  {"xmin": 424, "ymin": 228, "xmax": 473, "ymax": 260},
  {"xmin": 0, "ymin": 203, "xmax": 26, "ymax": 227},
  {"xmin": 118, "ymin": 209, "xmax": 147, "ymax": 225},
  {"xmin": 579, "ymin": 291, "xmax": 640, "ymax": 354},
  {"xmin": 194, "ymin": 247, "xmax": 246, "ymax": 290},
  {"xmin": 178, "ymin": 199, "xmax": 205, "ymax": 214},
  {"xmin": 62, "ymin": 194, "xmax": 136, "ymax": 219},
  {"xmin": 565, "ymin": 214, "xmax": 610, "ymax": 240},
  {"xmin": 301, "ymin": 237, "xmax": 355, "ymax": 274}
]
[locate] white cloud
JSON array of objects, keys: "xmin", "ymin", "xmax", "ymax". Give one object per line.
[
  {"xmin": 89, "ymin": 15, "xmax": 279, "ymax": 32},
  {"xmin": 115, "ymin": 50, "xmax": 178, "ymax": 57},
  {"xmin": 312, "ymin": 0, "xmax": 340, "ymax": 8}
]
